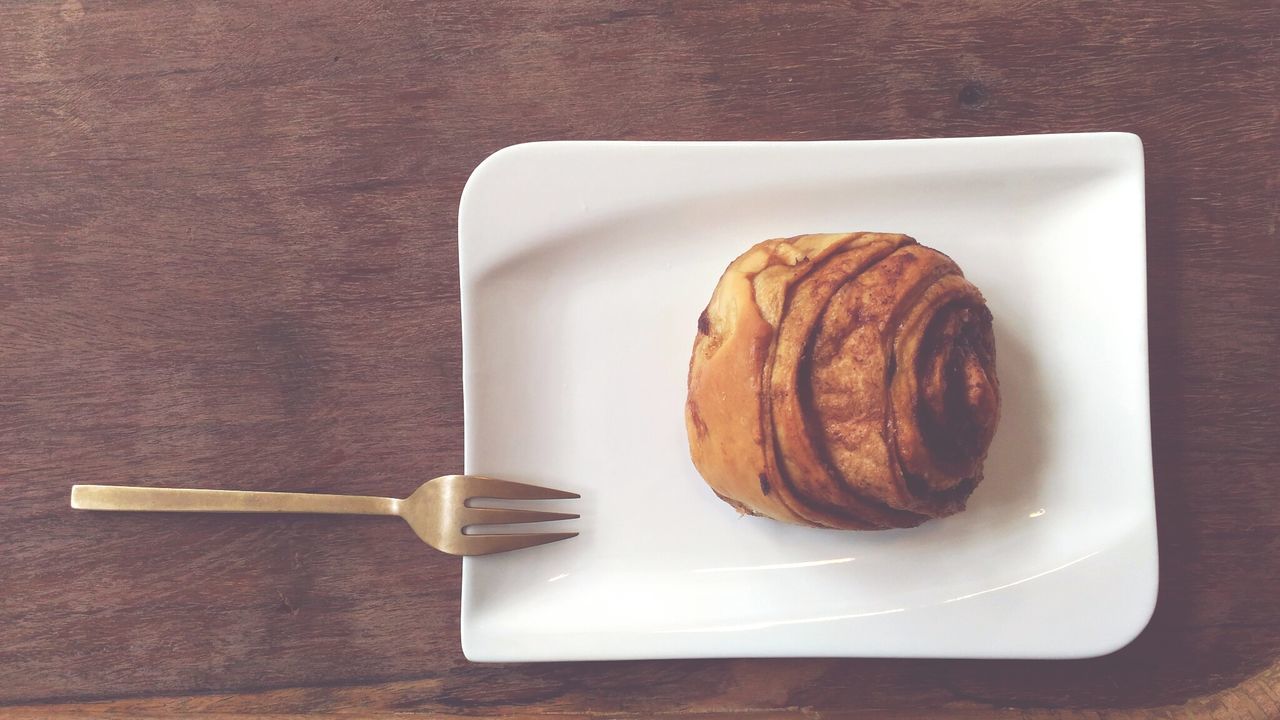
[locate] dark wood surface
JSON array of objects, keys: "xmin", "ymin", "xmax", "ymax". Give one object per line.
[{"xmin": 2, "ymin": 0, "xmax": 1278, "ymax": 717}]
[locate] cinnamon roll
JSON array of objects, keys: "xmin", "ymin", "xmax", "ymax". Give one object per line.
[{"xmin": 685, "ymin": 233, "xmax": 999, "ymax": 530}]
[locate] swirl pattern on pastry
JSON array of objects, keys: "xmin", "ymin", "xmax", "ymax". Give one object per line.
[{"xmin": 685, "ymin": 233, "xmax": 999, "ymax": 529}]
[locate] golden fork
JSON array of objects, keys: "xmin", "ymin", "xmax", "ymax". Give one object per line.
[{"xmin": 70, "ymin": 475, "xmax": 579, "ymax": 555}]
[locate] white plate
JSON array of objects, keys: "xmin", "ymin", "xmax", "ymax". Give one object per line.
[{"xmin": 458, "ymin": 134, "xmax": 1155, "ymax": 661}]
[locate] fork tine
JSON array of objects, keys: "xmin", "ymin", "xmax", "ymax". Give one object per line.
[
  {"xmin": 459, "ymin": 531, "xmax": 579, "ymax": 556},
  {"xmin": 461, "ymin": 507, "xmax": 579, "ymax": 527},
  {"xmin": 460, "ymin": 475, "xmax": 580, "ymax": 501}
]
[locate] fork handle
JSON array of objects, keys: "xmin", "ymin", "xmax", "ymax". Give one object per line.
[{"xmin": 71, "ymin": 485, "xmax": 398, "ymax": 516}]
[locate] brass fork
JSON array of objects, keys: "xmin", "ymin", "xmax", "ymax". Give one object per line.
[{"xmin": 70, "ymin": 475, "xmax": 579, "ymax": 555}]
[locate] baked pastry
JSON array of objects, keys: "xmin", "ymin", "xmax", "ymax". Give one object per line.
[{"xmin": 685, "ymin": 233, "xmax": 999, "ymax": 530}]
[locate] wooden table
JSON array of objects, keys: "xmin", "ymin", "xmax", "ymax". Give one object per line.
[{"xmin": 2, "ymin": 1, "xmax": 1277, "ymax": 717}]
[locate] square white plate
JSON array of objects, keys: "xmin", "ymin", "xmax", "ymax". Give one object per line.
[{"xmin": 458, "ymin": 134, "xmax": 1156, "ymax": 661}]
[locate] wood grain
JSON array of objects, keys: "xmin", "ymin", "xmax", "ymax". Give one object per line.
[
  {"xmin": 1, "ymin": 0, "xmax": 1277, "ymax": 716},
  {"xmin": 2, "ymin": 662, "xmax": 1279, "ymax": 719}
]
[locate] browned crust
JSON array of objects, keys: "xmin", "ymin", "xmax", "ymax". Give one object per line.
[{"xmin": 685, "ymin": 233, "xmax": 1000, "ymax": 530}]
